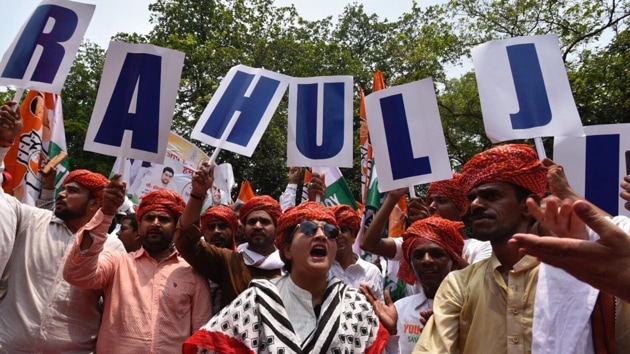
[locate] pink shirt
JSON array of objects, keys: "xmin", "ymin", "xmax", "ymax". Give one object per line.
[{"xmin": 63, "ymin": 210, "xmax": 212, "ymax": 353}]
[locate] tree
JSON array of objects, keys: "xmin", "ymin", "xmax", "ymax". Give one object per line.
[{"xmin": 61, "ymin": 41, "xmax": 115, "ymax": 175}]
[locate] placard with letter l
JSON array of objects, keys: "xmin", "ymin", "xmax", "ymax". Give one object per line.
[
  {"xmin": 472, "ymin": 34, "xmax": 584, "ymax": 143},
  {"xmin": 364, "ymin": 78, "xmax": 451, "ymax": 192},
  {"xmin": 84, "ymin": 41, "xmax": 185, "ymax": 164},
  {"xmin": 0, "ymin": 0, "xmax": 95, "ymax": 92}
]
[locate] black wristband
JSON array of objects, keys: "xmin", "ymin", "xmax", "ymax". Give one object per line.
[{"xmin": 189, "ymin": 193, "xmax": 206, "ymax": 200}]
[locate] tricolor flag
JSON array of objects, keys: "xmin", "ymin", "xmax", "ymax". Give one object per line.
[
  {"xmin": 3, "ymin": 90, "xmax": 69, "ymax": 203},
  {"xmin": 301, "ymin": 167, "xmax": 358, "ymax": 210}
]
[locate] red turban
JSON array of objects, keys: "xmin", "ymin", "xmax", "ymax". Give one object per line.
[
  {"xmin": 460, "ymin": 144, "xmax": 547, "ymax": 197},
  {"xmin": 63, "ymin": 169, "xmax": 109, "ymax": 200},
  {"xmin": 201, "ymin": 205, "xmax": 239, "ymax": 236},
  {"xmin": 275, "ymin": 202, "xmax": 338, "ymax": 264},
  {"xmin": 239, "ymin": 195, "xmax": 282, "ymax": 225},
  {"xmin": 398, "ymin": 216, "xmax": 465, "ymax": 285},
  {"xmin": 136, "ymin": 190, "xmax": 186, "ymax": 222},
  {"xmin": 329, "ymin": 204, "xmax": 361, "ymax": 234},
  {"xmin": 426, "ymin": 172, "xmax": 469, "ymax": 215}
]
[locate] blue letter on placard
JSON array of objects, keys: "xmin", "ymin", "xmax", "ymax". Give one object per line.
[
  {"xmin": 2, "ymin": 5, "xmax": 78, "ymax": 83},
  {"xmin": 201, "ymin": 71, "xmax": 280, "ymax": 147},
  {"xmin": 585, "ymin": 134, "xmax": 619, "ymax": 216},
  {"xmin": 379, "ymin": 94, "xmax": 431, "ymax": 180},
  {"xmin": 506, "ymin": 43, "xmax": 552, "ymax": 129},
  {"xmin": 94, "ymin": 53, "xmax": 162, "ymax": 153},
  {"xmin": 295, "ymin": 82, "xmax": 344, "ymax": 159}
]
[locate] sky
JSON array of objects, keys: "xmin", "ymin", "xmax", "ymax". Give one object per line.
[{"xmin": 2, "ymin": 0, "xmax": 429, "ymax": 55}]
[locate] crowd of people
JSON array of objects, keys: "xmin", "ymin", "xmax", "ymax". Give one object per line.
[{"xmin": 0, "ymin": 97, "xmax": 629, "ymax": 353}]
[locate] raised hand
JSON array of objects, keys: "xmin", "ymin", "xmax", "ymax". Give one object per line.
[
  {"xmin": 360, "ymin": 285, "xmax": 398, "ymax": 335},
  {"xmin": 102, "ymin": 174, "xmax": 126, "ymax": 216}
]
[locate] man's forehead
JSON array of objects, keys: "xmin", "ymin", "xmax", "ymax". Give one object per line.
[
  {"xmin": 142, "ymin": 210, "xmax": 173, "ymax": 218},
  {"xmin": 246, "ymin": 210, "xmax": 272, "ymax": 220},
  {"xmin": 63, "ymin": 181, "xmax": 90, "ymax": 192},
  {"xmin": 469, "ymin": 181, "xmax": 513, "ymax": 193}
]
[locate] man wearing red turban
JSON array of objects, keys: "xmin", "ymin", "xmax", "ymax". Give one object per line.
[
  {"xmin": 0, "ymin": 124, "xmax": 126, "ymax": 354},
  {"xmin": 177, "ymin": 164, "xmax": 284, "ymax": 311},
  {"xmin": 64, "ymin": 186, "xmax": 211, "ymax": 353},
  {"xmin": 416, "ymin": 144, "xmax": 547, "ymax": 354}
]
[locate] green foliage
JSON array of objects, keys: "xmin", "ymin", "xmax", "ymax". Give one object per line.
[{"xmin": 60, "ymin": 41, "xmax": 115, "ymax": 175}]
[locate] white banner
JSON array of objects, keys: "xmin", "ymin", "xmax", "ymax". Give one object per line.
[
  {"xmin": 84, "ymin": 41, "xmax": 185, "ymax": 163},
  {"xmin": 554, "ymin": 124, "xmax": 630, "ymax": 217},
  {"xmin": 287, "ymin": 76, "xmax": 353, "ymax": 167},
  {"xmin": 365, "ymin": 78, "xmax": 451, "ymax": 192},
  {"xmin": 191, "ymin": 65, "xmax": 290, "ymax": 157},
  {"xmin": 0, "ymin": 0, "xmax": 95, "ymax": 92},
  {"xmin": 472, "ymin": 34, "xmax": 584, "ymax": 142}
]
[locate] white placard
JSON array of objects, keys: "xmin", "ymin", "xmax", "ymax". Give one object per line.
[{"xmin": 287, "ymin": 76, "xmax": 353, "ymax": 167}]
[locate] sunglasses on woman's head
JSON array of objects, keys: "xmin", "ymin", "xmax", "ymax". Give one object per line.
[{"xmin": 297, "ymin": 220, "xmax": 339, "ymax": 239}]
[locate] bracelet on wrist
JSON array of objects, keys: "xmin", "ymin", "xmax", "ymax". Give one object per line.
[{"xmin": 189, "ymin": 193, "xmax": 206, "ymax": 201}]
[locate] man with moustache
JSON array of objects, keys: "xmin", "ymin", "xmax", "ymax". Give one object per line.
[
  {"xmin": 0, "ymin": 164, "xmax": 125, "ymax": 353},
  {"xmin": 63, "ymin": 187, "xmax": 211, "ymax": 352},
  {"xmin": 177, "ymin": 163, "xmax": 284, "ymax": 310},
  {"xmin": 415, "ymin": 144, "xmax": 547, "ymax": 354},
  {"xmin": 199, "ymin": 204, "xmax": 239, "ymax": 313}
]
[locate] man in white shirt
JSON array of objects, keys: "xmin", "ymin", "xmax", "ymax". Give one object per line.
[{"xmin": 329, "ymin": 204, "xmax": 384, "ymax": 300}]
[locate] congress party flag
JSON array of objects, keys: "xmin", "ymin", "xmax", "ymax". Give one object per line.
[
  {"xmin": 311, "ymin": 166, "xmax": 359, "ymax": 209},
  {"xmin": 3, "ymin": 91, "xmax": 69, "ymax": 204},
  {"xmin": 0, "ymin": 0, "xmax": 95, "ymax": 93},
  {"xmin": 84, "ymin": 41, "xmax": 185, "ymax": 164},
  {"xmin": 287, "ymin": 76, "xmax": 353, "ymax": 167},
  {"xmin": 364, "ymin": 78, "xmax": 451, "ymax": 192},
  {"xmin": 472, "ymin": 34, "xmax": 584, "ymax": 143},
  {"xmin": 191, "ymin": 65, "xmax": 290, "ymax": 157},
  {"xmin": 554, "ymin": 124, "xmax": 630, "ymax": 217}
]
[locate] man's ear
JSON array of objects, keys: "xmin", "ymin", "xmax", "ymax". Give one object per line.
[
  {"xmin": 88, "ymin": 197, "xmax": 102, "ymax": 211},
  {"xmin": 282, "ymin": 243, "xmax": 293, "ymax": 262}
]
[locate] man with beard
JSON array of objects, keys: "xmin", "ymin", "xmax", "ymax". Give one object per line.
[
  {"xmin": 329, "ymin": 204, "xmax": 384, "ymax": 300},
  {"xmin": 63, "ymin": 187, "xmax": 211, "ymax": 352},
  {"xmin": 0, "ymin": 165, "xmax": 125, "ymax": 352},
  {"xmin": 199, "ymin": 204, "xmax": 239, "ymax": 313},
  {"xmin": 414, "ymin": 144, "xmax": 547, "ymax": 354},
  {"xmin": 177, "ymin": 163, "xmax": 284, "ymax": 310}
]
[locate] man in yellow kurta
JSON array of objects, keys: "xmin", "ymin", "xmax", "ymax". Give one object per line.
[{"xmin": 414, "ymin": 144, "xmax": 547, "ymax": 354}]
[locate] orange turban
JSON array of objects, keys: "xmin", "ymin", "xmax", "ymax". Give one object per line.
[
  {"xmin": 329, "ymin": 204, "xmax": 361, "ymax": 234},
  {"xmin": 239, "ymin": 195, "xmax": 282, "ymax": 225},
  {"xmin": 426, "ymin": 173, "xmax": 469, "ymax": 215},
  {"xmin": 275, "ymin": 202, "xmax": 337, "ymax": 264},
  {"xmin": 201, "ymin": 205, "xmax": 239, "ymax": 236},
  {"xmin": 460, "ymin": 144, "xmax": 546, "ymax": 197},
  {"xmin": 136, "ymin": 190, "xmax": 186, "ymax": 222},
  {"xmin": 63, "ymin": 169, "xmax": 109, "ymax": 200},
  {"xmin": 398, "ymin": 216, "xmax": 465, "ymax": 285}
]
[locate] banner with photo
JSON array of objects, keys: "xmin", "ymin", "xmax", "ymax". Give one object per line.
[{"xmin": 112, "ymin": 132, "xmax": 230, "ymax": 207}]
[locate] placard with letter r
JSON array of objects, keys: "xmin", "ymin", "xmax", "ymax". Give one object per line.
[
  {"xmin": 472, "ymin": 34, "xmax": 583, "ymax": 143},
  {"xmin": 364, "ymin": 78, "xmax": 452, "ymax": 192},
  {"xmin": 554, "ymin": 123, "xmax": 630, "ymax": 217},
  {"xmin": 191, "ymin": 65, "xmax": 290, "ymax": 157},
  {"xmin": 0, "ymin": 0, "xmax": 95, "ymax": 92},
  {"xmin": 287, "ymin": 76, "xmax": 353, "ymax": 167},
  {"xmin": 84, "ymin": 41, "xmax": 185, "ymax": 164}
]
